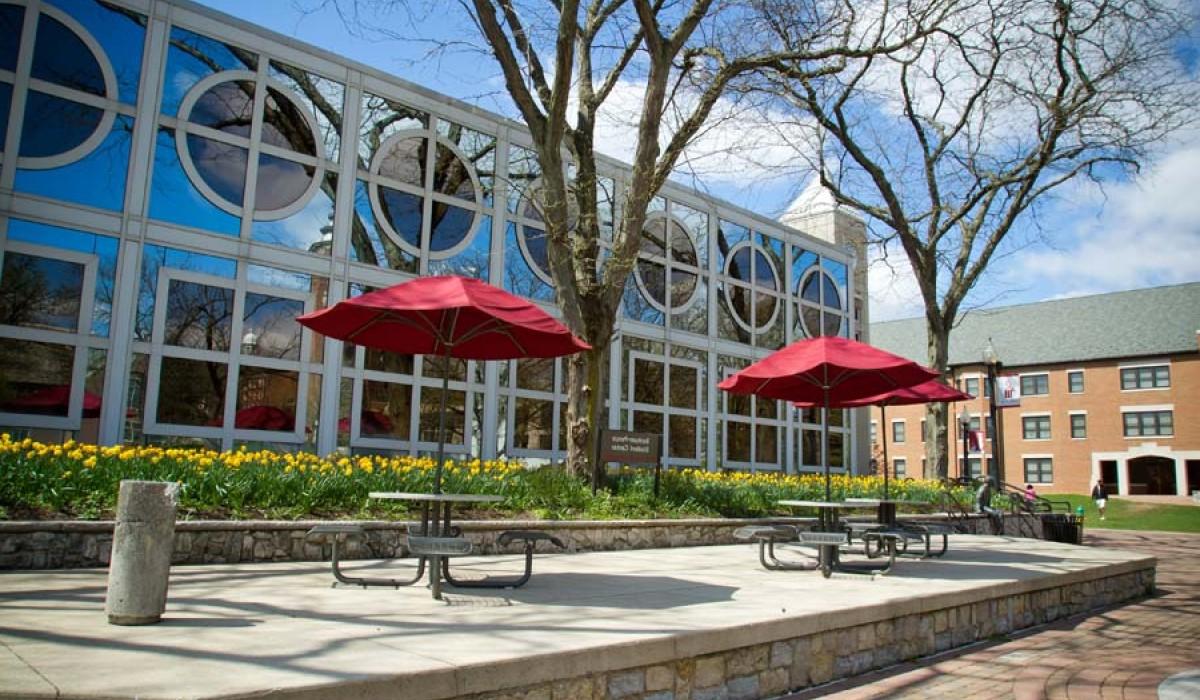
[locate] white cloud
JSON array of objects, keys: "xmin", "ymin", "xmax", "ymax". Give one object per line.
[
  {"xmin": 1010, "ymin": 144, "xmax": 1200, "ymax": 296},
  {"xmin": 867, "ymin": 254, "xmax": 924, "ymax": 322}
]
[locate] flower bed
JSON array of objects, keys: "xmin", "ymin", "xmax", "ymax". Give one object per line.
[{"xmin": 0, "ymin": 435, "xmax": 970, "ymax": 521}]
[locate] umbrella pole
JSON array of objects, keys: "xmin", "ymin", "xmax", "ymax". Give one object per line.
[
  {"xmin": 823, "ymin": 388, "xmax": 831, "ymax": 505},
  {"xmin": 433, "ymin": 353, "xmax": 450, "ymax": 495},
  {"xmin": 881, "ymin": 404, "xmax": 889, "ymax": 500}
]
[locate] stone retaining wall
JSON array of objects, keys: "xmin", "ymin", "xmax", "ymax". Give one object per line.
[
  {"xmin": 0, "ymin": 513, "xmax": 1042, "ymax": 570},
  {"xmin": 459, "ymin": 566, "xmax": 1155, "ymax": 700}
]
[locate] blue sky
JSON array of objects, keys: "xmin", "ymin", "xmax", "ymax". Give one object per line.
[{"xmin": 197, "ymin": 0, "xmax": 1200, "ymax": 323}]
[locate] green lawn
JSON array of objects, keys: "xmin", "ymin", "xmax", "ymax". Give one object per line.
[{"xmin": 1042, "ymin": 494, "xmax": 1200, "ymax": 533}]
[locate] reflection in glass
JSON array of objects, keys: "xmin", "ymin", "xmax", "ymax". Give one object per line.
[
  {"xmin": 252, "ymin": 172, "xmax": 335, "ymax": 251},
  {"xmin": 514, "ymin": 397, "xmax": 553, "ymax": 450},
  {"xmin": 52, "ymin": 0, "xmax": 145, "ymax": 103},
  {"xmin": 124, "ymin": 353, "xmax": 148, "ymax": 443},
  {"xmin": 438, "ymin": 119, "xmax": 495, "ymax": 204},
  {"xmin": 633, "ymin": 358, "xmax": 663, "ymax": 404},
  {"xmin": 726, "ymin": 422, "xmax": 751, "ymax": 462},
  {"xmin": 433, "ymin": 142, "xmax": 475, "ymax": 200},
  {"xmin": 418, "ymin": 387, "xmax": 466, "ymax": 444},
  {"xmin": 163, "ymin": 280, "xmax": 233, "ymax": 350},
  {"xmin": 360, "ymin": 379, "xmax": 411, "ymax": 439},
  {"xmin": 0, "ymin": 82, "xmax": 10, "ymax": 151},
  {"xmin": 186, "ymin": 134, "xmax": 248, "ymax": 206},
  {"xmin": 669, "ymin": 414, "xmax": 696, "ymax": 459},
  {"xmin": 242, "ymin": 293, "xmax": 302, "ymax": 360},
  {"xmin": 756, "ymin": 425, "xmax": 776, "ymax": 463},
  {"xmin": 189, "ymin": 80, "xmax": 255, "ymax": 137},
  {"xmin": 262, "ymin": 86, "xmax": 317, "ymax": 155},
  {"xmin": 503, "ymin": 223, "xmax": 554, "ymax": 301},
  {"xmin": 377, "ymin": 136, "xmax": 425, "ymax": 185},
  {"xmin": 156, "ymin": 356, "xmax": 227, "ymax": 426},
  {"xmin": 668, "ymin": 364, "xmax": 696, "ymax": 409},
  {"xmin": 0, "ymin": 4, "xmax": 23, "ymax": 72},
  {"xmin": 428, "ymin": 216, "xmax": 491, "ymax": 278},
  {"xmin": 32, "ymin": 13, "xmax": 104, "ymax": 95},
  {"xmin": 754, "ymin": 291, "xmax": 776, "ymax": 329},
  {"xmin": 802, "ymin": 429, "xmax": 821, "ymax": 466},
  {"xmin": 235, "ymin": 366, "xmax": 298, "ymax": 431},
  {"xmin": 136, "ymin": 244, "xmax": 237, "ymax": 341},
  {"xmin": 19, "ymin": 91, "xmax": 103, "ymax": 157},
  {"xmin": 364, "ymin": 348, "xmax": 414, "ymax": 374},
  {"xmin": 632, "ymin": 410, "xmax": 660, "ymax": 438},
  {"xmin": 270, "ymin": 60, "xmax": 344, "ymax": 162},
  {"xmin": 801, "ymin": 305, "xmax": 821, "ymax": 338},
  {"xmin": 516, "ymin": 358, "xmax": 554, "ymax": 392},
  {"xmin": 828, "ymin": 431, "xmax": 844, "ymax": 468},
  {"xmin": 822, "ymin": 311, "xmax": 843, "ymax": 337},
  {"xmin": 255, "ymin": 153, "xmax": 314, "ymax": 211},
  {"xmin": 0, "ymin": 253, "xmax": 84, "ymax": 331},
  {"xmin": 755, "ymin": 396, "xmax": 777, "ymax": 420},
  {"xmin": 359, "ymin": 93, "xmax": 427, "ymax": 164},
  {"xmin": 0, "ymin": 339, "xmax": 75, "ymax": 417},
  {"xmin": 162, "ymin": 26, "xmax": 256, "ymax": 116},
  {"xmin": 15, "ymin": 113, "xmax": 132, "ymax": 212},
  {"xmin": 350, "ymin": 181, "xmax": 418, "ymax": 271},
  {"xmin": 376, "ymin": 185, "xmax": 422, "ymax": 248},
  {"xmin": 148, "ymin": 128, "xmax": 241, "ymax": 236},
  {"xmin": 422, "ymin": 355, "xmax": 467, "ymax": 381},
  {"xmin": 429, "ymin": 201, "xmax": 474, "ymax": 252}
]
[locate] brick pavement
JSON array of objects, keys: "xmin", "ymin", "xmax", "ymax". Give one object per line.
[{"xmin": 781, "ymin": 530, "xmax": 1200, "ymax": 699}]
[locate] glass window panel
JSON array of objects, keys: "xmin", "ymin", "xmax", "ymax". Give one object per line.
[
  {"xmin": 377, "ymin": 136, "xmax": 425, "ymax": 185},
  {"xmin": 302, "ymin": 373, "xmax": 321, "ymax": 449},
  {"xmin": 725, "ymin": 421, "xmax": 751, "ymax": 462},
  {"xmin": 269, "ymin": 61, "xmax": 343, "ymax": 162},
  {"xmin": 633, "ymin": 357, "xmax": 663, "ymax": 404},
  {"xmin": 148, "ymin": 128, "xmax": 241, "ymax": 236},
  {"xmin": 821, "ymin": 310, "xmax": 842, "ymax": 337},
  {"xmin": 1068, "ymin": 371, "xmax": 1084, "ymax": 393},
  {"xmin": 0, "ymin": 4, "xmax": 22, "ymax": 72},
  {"xmin": 0, "ymin": 252, "xmax": 84, "ymax": 331},
  {"xmin": 729, "ymin": 247, "xmax": 752, "ymax": 282},
  {"xmin": 360, "ymin": 379, "xmax": 411, "ymax": 439},
  {"xmin": 19, "ymin": 90, "xmax": 104, "ymax": 158},
  {"xmin": 668, "ymin": 268, "xmax": 697, "ymax": 309},
  {"xmin": 350, "ymin": 181, "xmax": 419, "ymax": 272},
  {"xmin": 422, "ymin": 355, "xmax": 467, "ymax": 382},
  {"xmin": 15, "ymin": 113, "xmax": 132, "ymax": 212},
  {"xmin": 633, "ymin": 410, "xmax": 661, "ymax": 436},
  {"xmin": 189, "ymin": 80, "xmax": 255, "ymax": 137},
  {"xmin": 432, "ymin": 142, "xmax": 476, "ymax": 200},
  {"xmin": 186, "ymin": 133, "xmax": 248, "ymax": 206},
  {"xmin": 516, "ymin": 358, "xmax": 554, "ymax": 392},
  {"xmin": 753, "ymin": 250, "xmax": 777, "ymax": 290},
  {"xmin": 0, "ymin": 338, "xmax": 75, "ymax": 417},
  {"xmin": 364, "ymin": 347, "xmax": 414, "ymax": 374},
  {"xmin": 964, "ymin": 377, "xmax": 979, "ymax": 397},
  {"xmin": 438, "ymin": 120, "xmax": 494, "ymax": 204},
  {"xmin": 377, "ymin": 185, "xmax": 423, "ymax": 248},
  {"xmin": 637, "ymin": 258, "xmax": 667, "ymax": 308},
  {"xmin": 162, "ymin": 26, "xmax": 256, "ymax": 116},
  {"xmin": 800, "ymin": 304, "xmax": 821, "ymax": 338},
  {"xmin": 359, "ymin": 93, "xmax": 428, "ymax": 164},
  {"xmin": 822, "ymin": 257, "xmax": 848, "ymax": 307},
  {"xmin": 261, "ymin": 86, "xmax": 318, "ymax": 155},
  {"xmin": 892, "ymin": 422, "xmax": 906, "ymax": 443},
  {"xmin": 755, "ymin": 396, "xmax": 777, "ymax": 420},
  {"xmin": 668, "ymin": 414, "xmax": 696, "ymax": 458},
  {"xmin": 726, "ymin": 388, "xmax": 751, "ymax": 417},
  {"xmin": 755, "ymin": 424, "xmax": 776, "ymax": 463},
  {"xmin": 801, "ymin": 429, "xmax": 821, "ymax": 466},
  {"xmin": 156, "ymin": 356, "xmax": 227, "ymax": 426},
  {"xmin": 242, "ymin": 293, "xmax": 302, "ymax": 360},
  {"xmin": 754, "ymin": 291, "xmax": 776, "ymax": 330},
  {"xmin": 252, "ymin": 172, "xmax": 336, "ymax": 251},
  {"xmin": 1071, "ymin": 413, "xmax": 1087, "ymax": 438},
  {"xmin": 429, "ymin": 202, "xmax": 473, "ymax": 252},
  {"xmin": 828, "ymin": 431, "xmax": 844, "ymax": 468},
  {"xmin": 163, "ymin": 280, "xmax": 234, "ymax": 351},
  {"xmin": 0, "ymin": 82, "xmax": 11, "ymax": 151},
  {"xmin": 1155, "ymin": 366, "xmax": 1170, "ymax": 386},
  {"xmin": 417, "ymin": 388, "xmax": 465, "ymax": 444},
  {"xmin": 235, "ymin": 366, "xmax": 297, "ymax": 431},
  {"xmin": 641, "ymin": 217, "xmax": 668, "ymax": 258},
  {"xmin": 822, "ymin": 274, "xmax": 841, "ymax": 310},
  {"xmin": 31, "ymin": 14, "xmax": 104, "ymax": 95},
  {"xmin": 254, "ymin": 153, "xmax": 314, "ymax": 212},
  {"xmin": 514, "ymin": 397, "xmax": 553, "ymax": 450},
  {"xmin": 716, "ymin": 220, "xmax": 749, "ymax": 267},
  {"xmin": 668, "ymin": 364, "xmax": 696, "ymax": 409}
]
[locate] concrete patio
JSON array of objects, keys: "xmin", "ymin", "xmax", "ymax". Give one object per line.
[{"xmin": 0, "ymin": 534, "xmax": 1155, "ymax": 700}]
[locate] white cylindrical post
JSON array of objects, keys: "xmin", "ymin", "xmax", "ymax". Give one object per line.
[{"xmin": 105, "ymin": 480, "xmax": 178, "ymax": 625}]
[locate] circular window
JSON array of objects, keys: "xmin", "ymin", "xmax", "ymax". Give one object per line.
[
  {"xmin": 635, "ymin": 213, "xmax": 700, "ymax": 313},
  {"xmin": 722, "ymin": 242, "xmax": 779, "ymax": 333},
  {"xmin": 797, "ymin": 268, "xmax": 844, "ymax": 337},
  {"xmin": 367, "ymin": 131, "xmax": 482, "ymax": 259},
  {"xmin": 1, "ymin": 2, "xmax": 118, "ymax": 169},
  {"xmin": 176, "ymin": 71, "xmax": 325, "ymax": 220},
  {"xmin": 516, "ymin": 179, "xmax": 578, "ymax": 285}
]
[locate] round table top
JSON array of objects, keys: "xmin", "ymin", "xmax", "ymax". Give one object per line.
[{"xmin": 368, "ymin": 491, "xmax": 504, "ymax": 503}]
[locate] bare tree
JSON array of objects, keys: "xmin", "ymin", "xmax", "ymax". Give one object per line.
[
  {"xmin": 753, "ymin": 0, "xmax": 1197, "ymax": 478},
  {"xmin": 338, "ymin": 0, "xmax": 950, "ymax": 480}
]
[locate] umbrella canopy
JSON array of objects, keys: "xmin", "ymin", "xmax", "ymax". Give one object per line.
[
  {"xmin": 719, "ymin": 336, "xmax": 939, "ymax": 502},
  {"xmin": 298, "ymin": 275, "xmax": 590, "ymax": 492},
  {"xmin": 796, "ymin": 379, "xmax": 972, "ymax": 498},
  {"xmin": 296, "ymin": 275, "xmax": 590, "ymax": 360},
  {"xmin": 233, "ymin": 405, "xmax": 294, "ymax": 431},
  {"xmin": 3, "ymin": 385, "xmax": 101, "ymax": 418}
]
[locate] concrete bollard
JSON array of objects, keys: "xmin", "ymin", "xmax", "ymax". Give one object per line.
[{"xmin": 105, "ymin": 480, "xmax": 179, "ymax": 625}]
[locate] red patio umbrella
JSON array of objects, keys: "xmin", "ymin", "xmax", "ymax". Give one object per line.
[
  {"xmin": 298, "ymin": 275, "xmax": 590, "ymax": 492},
  {"xmin": 719, "ymin": 336, "xmax": 939, "ymax": 502},
  {"xmin": 799, "ymin": 379, "xmax": 972, "ymax": 499},
  {"xmin": 3, "ymin": 385, "xmax": 101, "ymax": 418},
  {"xmin": 233, "ymin": 405, "xmax": 294, "ymax": 431}
]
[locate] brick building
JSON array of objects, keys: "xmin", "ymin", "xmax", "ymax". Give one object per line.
[{"xmin": 869, "ymin": 283, "xmax": 1200, "ymax": 496}]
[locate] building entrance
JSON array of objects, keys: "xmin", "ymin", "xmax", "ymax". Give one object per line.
[{"xmin": 1127, "ymin": 456, "xmax": 1177, "ymax": 495}]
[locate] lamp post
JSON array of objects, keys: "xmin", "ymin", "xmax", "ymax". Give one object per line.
[
  {"xmin": 958, "ymin": 406, "xmax": 970, "ymax": 481},
  {"xmin": 241, "ymin": 331, "xmax": 258, "ymax": 356},
  {"xmin": 983, "ymin": 338, "xmax": 1005, "ymax": 488}
]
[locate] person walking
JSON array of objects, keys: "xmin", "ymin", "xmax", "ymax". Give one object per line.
[
  {"xmin": 1025, "ymin": 484, "xmax": 1037, "ymax": 503},
  {"xmin": 1091, "ymin": 479, "xmax": 1108, "ymax": 520}
]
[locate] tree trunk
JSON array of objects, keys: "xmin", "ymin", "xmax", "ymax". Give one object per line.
[
  {"xmin": 924, "ymin": 321, "xmax": 951, "ymax": 479},
  {"xmin": 565, "ymin": 345, "xmax": 605, "ymax": 479}
]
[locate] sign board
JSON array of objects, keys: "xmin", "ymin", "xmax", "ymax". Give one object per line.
[
  {"xmin": 996, "ymin": 374, "xmax": 1021, "ymax": 407},
  {"xmin": 599, "ymin": 430, "xmax": 661, "ymax": 465}
]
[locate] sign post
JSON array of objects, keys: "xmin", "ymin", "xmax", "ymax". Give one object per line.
[{"xmin": 599, "ymin": 430, "xmax": 663, "ymax": 497}]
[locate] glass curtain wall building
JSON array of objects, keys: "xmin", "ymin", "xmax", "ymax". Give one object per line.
[{"xmin": 0, "ymin": 0, "xmax": 859, "ymax": 473}]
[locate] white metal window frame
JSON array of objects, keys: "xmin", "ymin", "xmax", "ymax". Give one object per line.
[
  {"xmin": 506, "ymin": 356, "xmax": 563, "ymax": 460},
  {"xmin": 625, "ymin": 350, "xmax": 704, "ymax": 467},
  {"xmin": 0, "ymin": 240, "xmax": 101, "ymax": 431}
]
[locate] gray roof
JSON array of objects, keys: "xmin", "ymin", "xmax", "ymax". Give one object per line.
[{"xmin": 869, "ymin": 283, "xmax": 1200, "ymax": 368}]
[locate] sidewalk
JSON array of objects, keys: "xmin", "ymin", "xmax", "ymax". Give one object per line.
[{"xmin": 782, "ymin": 529, "xmax": 1200, "ymax": 699}]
